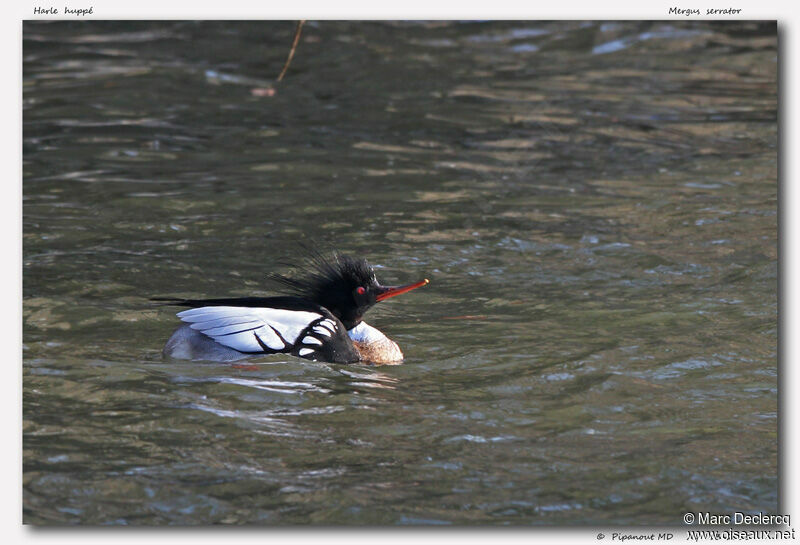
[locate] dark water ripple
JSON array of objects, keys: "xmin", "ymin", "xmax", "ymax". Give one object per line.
[{"xmin": 23, "ymin": 21, "xmax": 776, "ymax": 525}]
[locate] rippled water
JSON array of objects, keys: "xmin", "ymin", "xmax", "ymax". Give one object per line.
[{"xmin": 23, "ymin": 21, "xmax": 777, "ymax": 525}]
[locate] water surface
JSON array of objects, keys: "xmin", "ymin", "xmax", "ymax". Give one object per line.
[{"xmin": 23, "ymin": 20, "xmax": 777, "ymax": 525}]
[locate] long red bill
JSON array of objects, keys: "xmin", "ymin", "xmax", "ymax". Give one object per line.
[{"xmin": 375, "ymin": 278, "xmax": 429, "ymax": 302}]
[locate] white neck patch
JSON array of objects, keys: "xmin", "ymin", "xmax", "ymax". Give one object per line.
[{"xmin": 347, "ymin": 321, "xmax": 388, "ymax": 344}]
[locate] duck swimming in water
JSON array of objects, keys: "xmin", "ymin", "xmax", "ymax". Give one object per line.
[{"xmin": 156, "ymin": 253, "xmax": 429, "ymax": 364}]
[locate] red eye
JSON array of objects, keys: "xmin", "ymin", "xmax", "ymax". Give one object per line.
[{"xmin": 356, "ymin": 286, "xmax": 366, "ymax": 295}]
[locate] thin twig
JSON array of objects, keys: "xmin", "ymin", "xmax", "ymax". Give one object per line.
[{"xmin": 277, "ymin": 20, "xmax": 306, "ymax": 82}]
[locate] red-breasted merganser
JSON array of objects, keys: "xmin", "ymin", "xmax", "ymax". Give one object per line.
[{"xmin": 156, "ymin": 253, "xmax": 429, "ymax": 365}]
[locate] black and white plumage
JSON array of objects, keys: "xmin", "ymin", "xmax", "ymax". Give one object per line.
[{"xmin": 156, "ymin": 253, "xmax": 429, "ymax": 364}]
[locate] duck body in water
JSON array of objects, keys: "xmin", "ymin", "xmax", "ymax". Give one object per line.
[{"xmin": 156, "ymin": 253, "xmax": 428, "ymax": 365}]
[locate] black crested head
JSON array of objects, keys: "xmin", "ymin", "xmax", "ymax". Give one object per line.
[
  {"xmin": 268, "ymin": 251, "xmax": 430, "ymax": 331},
  {"xmin": 269, "ymin": 252, "xmax": 380, "ymax": 330}
]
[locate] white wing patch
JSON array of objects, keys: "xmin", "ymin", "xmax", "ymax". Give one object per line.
[
  {"xmin": 302, "ymin": 336, "xmax": 323, "ymax": 346},
  {"xmin": 298, "ymin": 348, "xmax": 314, "ymax": 357},
  {"xmin": 322, "ymin": 319, "xmax": 336, "ymax": 331},
  {"xmin": 177, "ymin": 306, "xmax": 323, "ymax": 354}
]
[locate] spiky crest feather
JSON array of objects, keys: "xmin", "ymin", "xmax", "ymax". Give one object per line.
[{"xmin": 268, "ymin": 251, "xmax": 379, "ymax": 328}]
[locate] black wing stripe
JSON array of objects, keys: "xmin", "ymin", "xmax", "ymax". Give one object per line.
[
  {"xmin": 217, "ymin": 325, "xmax": 263, "ymax": 337},
  {"xmin": 268, "ymin": 324, "xmax": 291, "ymax": 347},
  {"xmin": 253, "ymin": 332, "xmax": 274, "ymax": 352}
]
